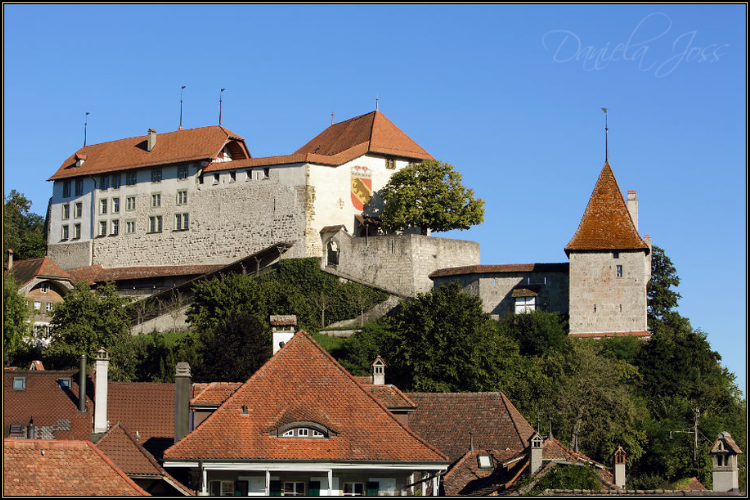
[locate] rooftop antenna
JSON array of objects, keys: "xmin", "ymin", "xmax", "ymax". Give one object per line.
[
  {"xmin": 83, "ymin": 112, "xmax": 90, "ymax": 147},
  {"xmin": 602, "ymin": 107, "xmax": 609, "ymax": 163},
  {"xmin": 331, "ymin": 111, "xmax": 334, "ymax": 126},
  {"xmin": 376, "ymin": 93, "xmax": 379, "ymax": 111},
  {"xmin": 179, "ymin": 86, "xmax": 186, "ymax": 130},
  {"xmin": 219, "ymin": 88, "xmax": 226, "ymax": 126}
]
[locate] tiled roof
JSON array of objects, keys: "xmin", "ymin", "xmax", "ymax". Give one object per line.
[
  {"xmin": 429, "ymin": 263, "xmax": 569, "ymax": 279},
  {"xmin": 164, "ymin": 331, "xmax": 448, "ymax": 463},
  {"xmin": 191, "ymin": 382, "xmax": 243, "ymax": 406},
  {"xmin": 711, "ymin": 432, "xmax": 744, "ymax": 454},
  {"xmin": 441, "ymin": 449, "xmax": 522, "ymax": 496},
  {"xmin": 3, "ymin": 439, "xmax": 150, "ymax": 496},
  {"xmin": 108, "ymin": 382, "xmax": 175, "ymax": 460},
  {"xmin": 405, "ymin": 392, "xmax": 535, "ymax": 463},
  {"xmin": 48, "ymin": 126, "xmax": 247, "ymax": 181},
  {"xmin": 565, "ymin": 163, "xmax": 649, "ymax": 254},
  {"xmin": 362, "ymin": 384, "xmax": 416, "ymax": 410},
  {"xmin": 67, "ymin": 264, "xmax": 225, "ymax": 284},
  {"xmin": 5, "ymin": 257, "xmax": 71, "ymax": 287},
  {"xmin": 270, "ymin": 315, "xmax": 298, "ymax": 327},
  {"xmin": 3, "ymin": 369, "xmax": 93, "ymax": 441}
]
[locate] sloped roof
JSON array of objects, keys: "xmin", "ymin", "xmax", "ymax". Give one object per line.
[
  {"xmin": 191, "ymin": 382, "xmax": 243, "ymax": 407},
  {"xmin": 405, "ymin": 392, "xmax": 536, "ymax": 463},
  {"xmin": 430, "ymin": 263, "xmax": 569, "ymax": 279},
  {"xmin": 362, "ymin": 384, "xmax": 417, "ymax": 410},
  {"xmin": 48, "ymin": 126, "xmax": 247, "ymax": 181},
  {"xmin": 5, "ymin": 257, "xmax": 71, "ymax": 287},
  {"xmin": 67, "ymin": 264, "xmax": 225, "ymax": 285},
  {"xmin": 441, "ymin": 449, "xmax": 523, "ymax": 496},
  {"xmin": 565, "ymin": 163, "xmax": 649, "ymax": 254},
  {"xmin": 711, "ymin": 432, "xmax": 744, "ymax": 454},
  {"xmin": 3, "ymin": 369, "xmax": 93, "ymax": 441},
  {"xmin": 3, "ymin": 439, "xmax": 150, "ymax": 496},
  {"xmin": 95, "ymin": 422, "xmax": 194, "ymax": 496},
  {"xmin": 164, "ymin": 331, "xmax": 448, "ymax": 463},
  {"xmin": 108, "ymin": 382, "xmax": 175, "ymax": 460}
]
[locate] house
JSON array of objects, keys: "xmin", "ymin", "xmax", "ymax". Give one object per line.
[
  {"xmin": 3, "ymin": 438, "xmax": 150, "ymax": 496},
  {"xmin": 162, "ymin": 331, "xmax": 451, "ymax": 496},
  {"xmin": 431, "ymin": 161, "xmax": 652, "ymax": 338}
]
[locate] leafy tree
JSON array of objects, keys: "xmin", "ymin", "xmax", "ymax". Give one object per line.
[
  {"xmin": 497, "ymin": 309, "xmax": 568, "ymax": 356},
  {"xmin": 648, "ymin": 245, "xmax": 682, "ymax": 329},
  {"xmin": 195, "ymin": 311, "xmax": 271, "ymax": 382},
  {"xmin": 3, "ymin": 274, "xmax": 32, "ymax": 365},
  {"xmin": 45, "ymin": 281, "xmax": 134, "ymax": 379},
  {"xmin": 526, "ymin": 464, "xmax": 602, "ymax": 495},
  {"xmin": 378, "ymin": 160, "xmax": 485, "ymax": 235},
  {"xmin": 4, "ymin": 190, "xmax": 47, "ymax": 261}
]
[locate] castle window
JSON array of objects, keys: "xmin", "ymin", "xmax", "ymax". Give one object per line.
[
  {"xmin": 41, "ymin": 284, "xmax": 49, "ymax": 294},
  {"xmin": 149, "ymin": 216, "xmax": 163, "ymax": 233},
  {"xmin": 99, "ymin": 175, "xmax": 109, "ymax": 191},
  {"xmin": 263, "ymin": 168, "xmax": 270, "ymax": 179},
  {"xmin": 126, "ymin": 196, "xmax": 136, "ymax": 211},
  {"xmin": 151, "ymin": 193, "xmax": 161, "ymax": 208},
  {"xmin": 63, "ymin": 181, "xmax": 71, "ymax": 198},
  {"xmin": 177, "ymin": 165, "xmax": 189, "ymax": 180},
  {"xmin": 73, "ymin": 223, "xmax": 81, "ymax": 239},
  {"xmin": 100, "ymin": 198, "xmax": 108, "ymax": 214},
  {"xmin": 61, "ymin": 225, "xmax": 69, "ymax": 240},
  {"xmin": 111, "ymin": 219, "xmax": 119, "ymax": 236},
  {"xmin": 75, "ymin": 179, "xmax": 84, "ymax": 196},
  {"xmin": 613, "ymin": 251, "xmax": 620, "ymax": 259},
  {"xmin": 175, "ymin": 213, "xmax": 189, "ymax": 231},
  {"xmin": 74, "ymin": 202, "xmax": 83, "ymax": 218},
  {"xmin": 151, "ymin": 168, "xmax": 162, "ymax": 183},
  {"xmin": 112, "ymin": 198, "xmax": 120, "ymax": 214},
  {"xmin": 616, "ymin": 265, "xmax": 623, "ymax": 278},
  {"xmin": 126, "ymin": 171, "xmax": 137, "ymax": 186},
  {"xmin": 62, "ymin": 203, "xmax": 70, "ymax": 220},
  {"xmin": 176, "ymin": 190, "xmax": 188, "ymax": 205},
  {"xmin": 515, "ymin": 296, "xmax": 535, "ymax": 314},
  {"xmin": 230, "ymin": 171, "xmax": 236, "ymax": 182},
  {"xmin": 112, "ymin": 174, "xmax": 121, "ymax": 190},
  {"xmin": 99, "ymin": 221, "xmax": 107, "ymax": 236},
  {"xmin": 126, "ymin": 220, "xmax": 136, "ymax": 234}
]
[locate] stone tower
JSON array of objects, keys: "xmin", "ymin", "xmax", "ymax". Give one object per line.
[{"xmin": 565, "ymin": 163, "xmax": 651, "ymax": 338}]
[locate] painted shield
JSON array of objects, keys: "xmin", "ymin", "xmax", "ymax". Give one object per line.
[{"xmin": 351, "ymin": 167, "xmax": 373, "ymax": 210}]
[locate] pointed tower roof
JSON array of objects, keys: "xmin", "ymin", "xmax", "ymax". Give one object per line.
[
  {"xmin": 565, "ymin": 163, "xmax": 649, "ymax": 255},
  {"xmin": 295, "ymin": 110, "xmax": 434, "ymax": 161},
  {"xmin": 163, "ymin": 331, "xmax": 447, "ymax": 463}
]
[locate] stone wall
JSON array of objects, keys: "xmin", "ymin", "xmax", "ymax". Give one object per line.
[
  {"xmin": 325, "ymin": 232, "xmax": 480, "ymax": 297},
  {"xmin": 568, "ymin": 250, "xmax": 649, "ymax": 335},
  {"xmin": 47, "ymin": 240, "xmax": 92, "ymax": 270}
]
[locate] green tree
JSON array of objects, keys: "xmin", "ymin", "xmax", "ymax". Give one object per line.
[
  {"xmin": 4, "ymin": 190, "xmax": 47, "ymax": 261},
  {"xmin": 45, "ymin": 282, "xmax": 134, "ymax": 379},
  {"xmin": 378, "ymin": 160, "xmax": 485, "ymax": 235},
  {"xmin": 195, "ymin": 311, "xmax": 271, "ymax": 382},
  {"xmin": 3, "ymin": 274, "xmax": 32, "ymax": 365},
  {"xmin": 648, "ymin": 245, "xmax": 682, "ymax": 329},
  {"xmin": 497, "ymin": 309, "xmax": 568, "ymax": 357}
]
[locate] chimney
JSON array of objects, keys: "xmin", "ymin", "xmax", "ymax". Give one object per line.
[
  {"xmin": 627, "ymin": 190, "xmax": 638, "ymax": 231},
  {"xmin": 614, "ymin": 446, "xmax": 626, "ymax": 488},
  {"xmin": 27, "ymin": 417, "xmax": 35, "ymax": 439},
  {"xmin": 147, "ymin": 128, "xmax": 157, "ymax": 152},
  {"xmin": 78, "ymin": 355, "xmax": 87, "ymax": 413},
  {"xmin": 372, "ymin": 356, "xmax": 386, "ymax": 385},
  {"xmin": 710, "ymin": 432, "xmax": 742, "ymax": 492},
  {"xmin": 7, "ymin": 249, "xmax": 13, "ymax": 270},
  {"xmin": 94, "ymin": 348, "xmax": 109, "ymax": 433},
  {"xmin": 174, "ymin": 362, "xmax": 191, "ymax": 443},
  {"xmin": 529, "ymin": 432, "xmax": 544, "ymax": 475},
  {"xmin": 270, "ymin": 315, "xmax": 296, "ymax": 354}
]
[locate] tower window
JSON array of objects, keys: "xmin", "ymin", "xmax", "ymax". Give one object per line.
[{"xmin": 616, "ymin": 265, "xmax": 623, "ymax": 278}]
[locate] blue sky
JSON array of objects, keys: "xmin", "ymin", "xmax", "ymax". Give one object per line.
[{"xmin": 4, "ymin": 4, "xmax": 746, "ymax": 393}]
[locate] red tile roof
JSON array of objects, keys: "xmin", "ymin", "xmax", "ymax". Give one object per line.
[
  {"xmin": 565, "ymin": 163, "xmax": 649, "ymax": 254},
  {"xmin": 362, "ymin": 384, "xmax": 417, "ymax": 410},
  {"xmin": 67, "ymin": 264, "xmax": 225, "ymax": 284},
  {"xmin": 3, "ymin": 439, "xmax": 150, "ymax": 496},
  {"xmin": 5, "ymin": 257, "xmax": 71, "ymax": 287},
  {"xmin": 3, "ymin": 370, "xmax": 93, "ymax": 441},
  {"xmin": 441, "ymin": 449, "xmax": 523, "ymax": 496},
  {"xmin": 48, "ymin": 126, "xmax": 248, "ymax": 181},
  {"xmin": 108, "ymin": 382, "xmax": 175, "ymax": 460},
  {"xmin": 164, "ymin": 331, "xmax": 448, "ymax": 463},
  {"xmin": 405, "ymin": 392, "xmax": 535, "ymax": 463},
  {"xmin": 191, "ymin": 382, "xmax": 243, "ymax": 406},
  {"xmin": 430, "ymin": 263, "xmax": 569, "ymax": 279},
  {"xmin": 711, "ymin": 432, "xmax": 744, "ymax": 454}
]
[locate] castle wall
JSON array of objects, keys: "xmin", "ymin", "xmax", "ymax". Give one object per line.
[
  {"xmin": 327, "ymin": 233, "xmax": 480, "ymax": 297},
  {"xmin": 48, "ymin": 240, "xmax": 92, "ymax": 270},
  {"xmin": 568, "ymin": 250, "xmax": 649, "ymax": 335}
]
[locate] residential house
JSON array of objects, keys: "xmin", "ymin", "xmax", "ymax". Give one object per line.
[{"xmin": 162, "ymin": 331, "xmax": 451, "ymax": 496}]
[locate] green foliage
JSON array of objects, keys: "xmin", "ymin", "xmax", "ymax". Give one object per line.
[
  {"xmin": 648, "ymin": 245, "xmax": 682, "ymax": 329},
  {"xmin": 526, "ymin": 464, "xmax": 602, "ymax": 495},
  {"xmin": 4, "ymin": 190, "xmax": 47, "ymax": 261},
  {"xmin": 195, "ymin": 312, "xmax": 271, "ymax": 382},
  {"xmin": 497, "ymin": 310, "xmax": 568, "ymax": 356},
  {"xmin": 3, "ymin": 274, "xmax": 33, "ymax": 365},
  {"xmin": 45, "ymin": 282, "xmax": 134, "ymax": 379},
  {"xmin": 378, "ymin": 160, "xmax": 485, "ymax": 235}
]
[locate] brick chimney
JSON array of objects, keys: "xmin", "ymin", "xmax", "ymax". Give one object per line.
[
  {"xmin": 627, "ymin": 190, "xmax": 638, "ymax": 231},
  {"xmin": 94, "ymin": 348, "xmax": 109, "ymax": 433},
  {"xmin": 614, "ymin": 446, "xmax": 626, "ymax": 488},
  {"xmin": 174, "ymin": 362, "xmax": 191, "ymax": 443},
  {"xmin": 270, "ymin": 315, "xmax": 296, "ymax": 354},
  {"xmin": 147, "ymin": 128, "xmax": 157, "ymax": 152}
]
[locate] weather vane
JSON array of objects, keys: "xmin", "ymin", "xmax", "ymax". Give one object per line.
[{"xmin": 602, "ymin": 107, "xmax": 609, "ymax": 163}]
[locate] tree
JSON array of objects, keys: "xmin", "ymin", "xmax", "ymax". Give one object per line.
[
  {"xmin": 648, "ymin": 245, "xmax": 682, "ymax": 328},
  {"xmin": 4, "ymin": 190, "xmax": 47, "ymax": 261},
  {"xmin": 45, "ymin": 282, "xmax": 134, "ymax": 379},
  {"xmin": 3, "ymin": 275, "xmax": 32, "ymax": 365},
  {"xmin": 195, "ymin": 311, "xmax": 271, "ymax": 382},
  {"xmin": 497, "ymin": 309, "xmax": 568, "ymax": 357},
  {"xmin": 378, "ymin": 160, "xmax": 485, "ymax": 235}
]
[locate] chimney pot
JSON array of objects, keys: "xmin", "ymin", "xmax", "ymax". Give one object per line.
[
  {"xmin": 147, "ymin": 128, "xmax": 157, "ymax": 152},
  {"xmin": 94, "ymin": 349, "xmax": 110, "ymax": 433},
  {"xmin": 175, "ymin": 362, "xmax": 192, "ymax": 443},
  {"xmin": 78, "ymin": 355, "xmax": 87, "ymax": 413}
]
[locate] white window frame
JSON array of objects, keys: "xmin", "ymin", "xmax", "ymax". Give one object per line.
[
  {"xmin": 62, "ymin": 203, "xmax": 70, "ymax": 220},
  {"xmin": 40, "ymin": 283, "xmax": 49, "ymax": 293},
  {"xmin": 515, "ymin": 296, "xmax": 536, "ymax": 314},
  {"xmin": 151, "ymin": 193, "xmax": 161, "ymax": 208},
  {"xmin": 112, "ymin": 197, "xmax": 120, "ymax": 213},
  {"xmin": 126, "ymin": 196, "xmax": 136, "ymax": 211},
  {"xmin": 73, "ymin": 223, "xmax": 81, "ymax": 239},
  {"xmin": 74, "ymin": 202, "xmax": 83, "ymax": 218},
  {"xmin": 112, "ymin": 174, "xmax": 121, "ymax": 190},
  {"xmin": 149, "ymin": 215, "xmax": 163, "ymax": 233},
  {"xmin": 125, "ymin": 220, "xmax": 136, "ymax": 234},
  {"xmin": 176, "ymin": 190, "xmax": 188, "ymax": 205},
  {"xmin": 100, "ymin": 198, "xmax": 108, "ymax": 215},
  {"xmin": 343, "ymin": 482, "xmax": 364, "ymax": 496},
  {"xmin": 111, "ymin": 219, "xmax": 119, "ymax": 236},
  {"xmin": 99, "ymin": 221, "xmax": 107, "ymax": 237},
  {"xmin": 283, "ymin": 482, "xmax": 305, "ymax": 497},
  {"xmin": 61, "ymin": 225, "xmax": 69, "ymax": 240},
  {"xmin": 174, "ymin": 213, "xmax": 189, "ymax": 231}
]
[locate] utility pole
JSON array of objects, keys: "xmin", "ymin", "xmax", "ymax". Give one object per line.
[{"xmin": 670, "ymin": 407, "xmax": 701, "ymax": 463}]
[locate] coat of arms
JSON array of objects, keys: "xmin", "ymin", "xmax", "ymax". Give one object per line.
[{"xmin": 351, "ymin": 166, "xmax": 372, "ymax": 210}]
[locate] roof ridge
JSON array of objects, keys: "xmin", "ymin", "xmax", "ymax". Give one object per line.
[{"xmin": 85, "ymin": 439, "xmax": 151, "ymax": 495}]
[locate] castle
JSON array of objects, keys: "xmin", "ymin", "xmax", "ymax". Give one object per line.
[{"xmin": 41, "ymin": 109, "xmax": 650, "ymax": 338}]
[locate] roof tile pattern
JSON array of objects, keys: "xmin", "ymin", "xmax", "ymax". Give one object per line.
[
  {"xmin": 95, "ymin": 422, "xmax": 162, "ymax": 476},
  {"xmin": 565, "ymin": 163, "xmax": 649, "ymax": 253},
  {"xmin": 67, "ymin": 264, "xmax": 224, "ymax": 284},
  {"xmin": 362, "ymin": 384, "xmax": 417, "ymax": 409},
  {"xmin": 49, "ymin": 126, "xmax": 246, "ymax": 180},
  {"xmin": 405, "ymin": 392, "xmax": 535, "ymax": 463},
  {"xmin": 191, "ymin": 382, "xmax": 243, "ymax": 406},
  {"xmin": 430, "ymin": 263, "xmax": 569, "ymax": 279},
  {"xmin": 6, "ymin": 257, "xmax": 71, "ymax": 287},
  {"xmin": 3, "ymin": 370, "xmax": 92, "ymax": 441},
  {"xmin": 3, "ymin": 439, "xmax": 150, "ymax": 496},
  {"xmin": 164, "ymin": 332, "xmax": 447, "ymax": 463}
]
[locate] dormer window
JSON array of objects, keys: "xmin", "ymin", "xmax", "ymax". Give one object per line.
[
  {"xmin": 477, "ymin": 454, "xmax": 493, "ymax": 469},
  {"xmin": 13, "ymin": 377, "xmax": 26, "ymax": 391},
  {"xmin": 214, "ymin": 147, "xmax": 232, "ymax": 163},
  {"xmin": 274, "ymin": 422, "xmax": 333, "ymax": 439}
]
